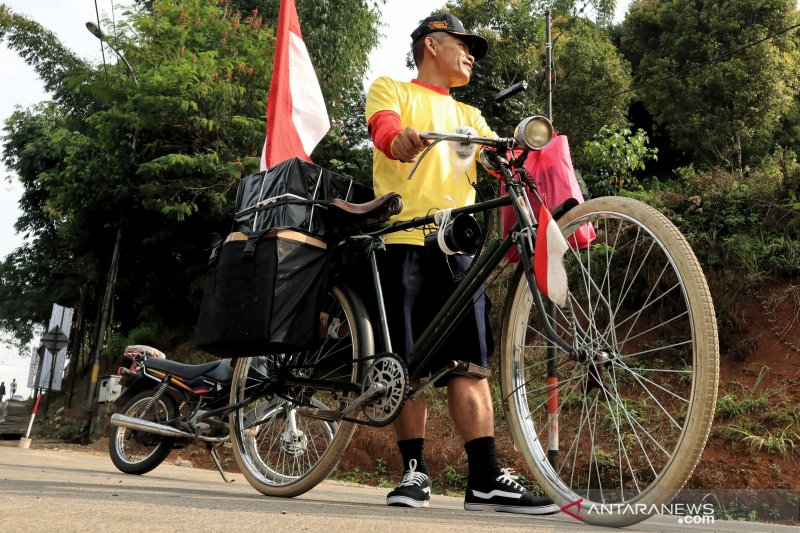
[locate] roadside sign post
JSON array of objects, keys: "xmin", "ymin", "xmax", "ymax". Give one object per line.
[
  {"xmin": 24, "ymin": 393, "xmax": 42, "ymax": 439},
  {"xmin": 41, "ymin": 325, "xmax": 70, "ymax": 352},
  {"xmin": 40, "ymin": 324, "xmax": 70, "ymax": 418}
]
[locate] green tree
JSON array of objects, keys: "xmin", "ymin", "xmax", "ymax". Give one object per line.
[
  {"xmin": 582, "ymin": 124, "xmax": 658, "ymax": 195},
  {"xmin": 619, "ymin": 0, "xmax": 800, "ymax": 171},
  {"xmin": 0, "ymin": 8, "xmax": 103, "ymax": 347},
  {"xmin": 441, "ymin": 1, "xmax": 631, "ymax": 160},
  {"xmin": 0, "ymin": 0, "xmax": 382, "ymax": 348},
  {"xmin": 550, "ymin": 18, "xmax": 634, "ymax": 159}
]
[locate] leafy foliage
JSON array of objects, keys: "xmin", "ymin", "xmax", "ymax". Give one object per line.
[
  {"xmin": 439, "ymin": 0, "xmax": 631, "ymax": 151},
  {"xmin": 619, "ymin": 0, "xmax": 800, "ymax": 170},
  {"xmin": 582, "ymin": 124, "xmax": 658, "ymax": 195},
  {"xmin": 637, "ymin": 154, "xmax": 800, "ymax": 277},
  {"xmin": 0, "ymin": 6, "xmax": 90, "ymax": 112},
  {"xmin": 549, "ymin": 18, "xmax": 634, "ymax": 158},
  {"xmin": 0, "ymin": 0, "xmax": 382, "ymax": 348}
]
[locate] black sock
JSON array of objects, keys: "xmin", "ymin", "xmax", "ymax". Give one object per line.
[
  {"xmin": 397, "ymin": 438, "xmax": 429, "ymax": 476},
  {"xmin": 464, "ymin": 436, "xmax": 502, "ymax": 488}
]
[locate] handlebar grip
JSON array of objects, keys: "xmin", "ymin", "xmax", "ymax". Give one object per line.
[{"xmin": 493, "ymin": 81, "xmax": 528, "ymax": 103}]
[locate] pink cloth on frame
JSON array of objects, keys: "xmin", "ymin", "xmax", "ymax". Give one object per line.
[{"xmin": 501, "ymin": 134, "xmax": 595, "ymax": 262}]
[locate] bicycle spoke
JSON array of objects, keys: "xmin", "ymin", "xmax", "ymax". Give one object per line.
[{"xmin": 228, "ymin": 286, "xmax": 366, "ymax": 496}]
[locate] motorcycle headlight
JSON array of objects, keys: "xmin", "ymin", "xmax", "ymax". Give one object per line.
[{"xmin": 514, "ymin": 116, "xmax": 553, "ymax": 150}]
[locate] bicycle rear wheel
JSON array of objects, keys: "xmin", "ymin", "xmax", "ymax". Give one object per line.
[
  {"xmin": 229, "ymin": 285, "xmax": 372, "ymax": 497},
  {"xmin": 500, "ymin": 196, "xmax": 719, "ymax": 526}
]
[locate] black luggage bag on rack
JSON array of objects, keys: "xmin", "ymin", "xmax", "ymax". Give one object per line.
[{"xmin": 196, "ymin": 157, "xmax": 372, "ymax": 358}]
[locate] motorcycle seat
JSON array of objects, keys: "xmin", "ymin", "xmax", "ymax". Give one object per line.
[
  {"xmin": 146, "ymin": 358, "xmax": 229, "ymax": 381},
  {"xmin": 205, "ymin": 359, "xmax": 234, "ymax": 382}
]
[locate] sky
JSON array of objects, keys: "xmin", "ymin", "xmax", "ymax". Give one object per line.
[{"xmin": 0, "ymin": 0, "xmax": 636, "ymax": 395}]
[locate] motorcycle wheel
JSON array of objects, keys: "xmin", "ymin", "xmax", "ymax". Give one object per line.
[
  {"xmin": 229, "ymin": 284, "xmax": 373, "ymax": 497},
  {"xmin": 108, "ymin": 389, "xmax": 179, "ymax": 475}
]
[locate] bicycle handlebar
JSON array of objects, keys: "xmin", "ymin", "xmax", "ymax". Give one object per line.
[
  {"xmin": 418, "ymin": 132, "xmax": 515, "ymax": 150},
  {"xmin": 405, "ymin": 132, "xmax": 516, "ymax": 181}
]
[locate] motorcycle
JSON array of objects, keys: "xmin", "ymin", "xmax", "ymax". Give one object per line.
[{"xmin": 107, "ymin": 345, "xmax": 235, "ymax": 482}]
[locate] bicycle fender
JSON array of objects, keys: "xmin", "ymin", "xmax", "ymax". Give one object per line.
[{"xmin": 551, "ymin": 197, "xmax": 579, "ymax": 221}]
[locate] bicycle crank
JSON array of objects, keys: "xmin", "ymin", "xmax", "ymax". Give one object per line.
[
  {"xmin": 295, "ymin": 354, "xmax": 408, "ymax": 426},
  {"xmin": 359, "ymin": 353, "xmax": 407, "ymax": 426}
]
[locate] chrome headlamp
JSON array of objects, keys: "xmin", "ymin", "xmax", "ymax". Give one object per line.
[{"xmin": 514, "ymin": 116, "xmax": 553, "ymax": 150}]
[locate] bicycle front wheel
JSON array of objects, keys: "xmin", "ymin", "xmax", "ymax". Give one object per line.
[
  {"xmin": 500, "ymin": 196, "xmax": 719, "ymax": 527},
  {"xmin": 229, "ymin": 285, "xmax": 372, "ymax": 497}
]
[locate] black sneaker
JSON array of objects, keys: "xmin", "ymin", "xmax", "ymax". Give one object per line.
[
  {"xmin": 386, "ymin": 459, "xmax": 431, "ymax": 508},
  {"xmin": 464, "ymin": 468, "xmax": 560, "ymax": 515}
]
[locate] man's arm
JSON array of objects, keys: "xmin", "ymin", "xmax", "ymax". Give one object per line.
[{"xmin": 368, "ymin": 111, "xmax": 430, "ymax": 163}]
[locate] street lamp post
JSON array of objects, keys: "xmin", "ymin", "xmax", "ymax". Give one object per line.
[
  {"xmin": 83, "ymin": 21, "xmax": 137, "ymax": 438},
  {"xmin": 85, "ymin": 21, "xmax": 138, "ymax": 85}
]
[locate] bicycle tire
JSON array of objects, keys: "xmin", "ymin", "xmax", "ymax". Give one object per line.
[
  {"xmin": 229, "ymin": 284, "xmax": 373, "ymax": 497},
  {"xmin": 500, "ymin": 196, "xmax": 719, "ymax": 527},
  {"xmin": 108, "ymin": 390, "xmax": 178, "ymax": 475}
]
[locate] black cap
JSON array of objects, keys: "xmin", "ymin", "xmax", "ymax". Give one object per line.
[{"xmin": 411, "ymin": 13, "xmax": 488, "ymax": 61}]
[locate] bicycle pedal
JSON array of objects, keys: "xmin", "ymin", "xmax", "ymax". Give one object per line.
[{"xmin": 449, "ymin": 360, "xmax": 491, "ymax": 379}]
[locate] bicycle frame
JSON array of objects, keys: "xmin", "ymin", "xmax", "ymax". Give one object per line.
[
  {"xmin": 361, "ymin": 172, "xmax": 578, "ymax": 399},
  {"xmin": 227, "ymin": 130, "xmax": 577, "ymax": 421},
  {"xmin": 226, "ymin": 121, "xmax": 721, "ymax": 517}
]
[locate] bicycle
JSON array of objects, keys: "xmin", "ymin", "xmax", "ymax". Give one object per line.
[{"xmin": 225, "ymin": 115, "xmax": 720, "ymax": 527}]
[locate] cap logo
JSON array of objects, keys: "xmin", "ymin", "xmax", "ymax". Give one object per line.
[{"xmin": 428, "ymin": 20, "xmax": 450, "ymax": 30}]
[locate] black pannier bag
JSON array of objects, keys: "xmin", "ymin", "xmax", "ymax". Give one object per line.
[
  {"xmin": 196, "ymin": 157, "xmax": 372, "ymax": 357},
  {"xmin": 233, "ymin": 157, "xmax": 372, "ymax": 237}
]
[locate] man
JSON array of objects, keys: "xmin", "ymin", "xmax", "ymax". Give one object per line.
[
  {"xmin": 9, "ymin": 379, "xmax": 16, "ymax": 399},
  {"xmin": 0, "ymin": 381, "xmax": 5, "ymax": 403},
  {"xmin": 365, "ymin": 13, "xmax": 559, "ymax": 515}
]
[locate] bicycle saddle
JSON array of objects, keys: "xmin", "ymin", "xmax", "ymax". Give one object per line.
[{"xmin": 329, "ymin": 192, "xmax": 403, "ymax": 224}]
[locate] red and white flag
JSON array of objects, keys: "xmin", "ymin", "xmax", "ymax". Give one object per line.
[
  {"xmin": 260, "ymin": 0, "xmax": 330, "ymax": 170},
  {"xmin": 534, "ymin": 203, "xmax": 570, "ymax": 306}
]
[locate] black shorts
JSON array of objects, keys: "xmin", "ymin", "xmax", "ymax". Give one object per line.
[{"xmin": 378, "ymin": 244, "xmax": 493, "ymax": 385}]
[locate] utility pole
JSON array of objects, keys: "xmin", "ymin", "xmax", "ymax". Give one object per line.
[
  {"xmin": 545, "ymin": 10, "xmax": 553, "ymax": 122},
  {"xmin": 84, "ymin": 226, "xmax": 121, "ymax": 437},
  {"xmin": 82, "ymin": 20, "xmax": 139, "ymax": 439}
]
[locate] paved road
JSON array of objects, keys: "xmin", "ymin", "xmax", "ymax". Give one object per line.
[{"xmin": 0, "ymin": 442, "xmax": 795, "ymax": 533}]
